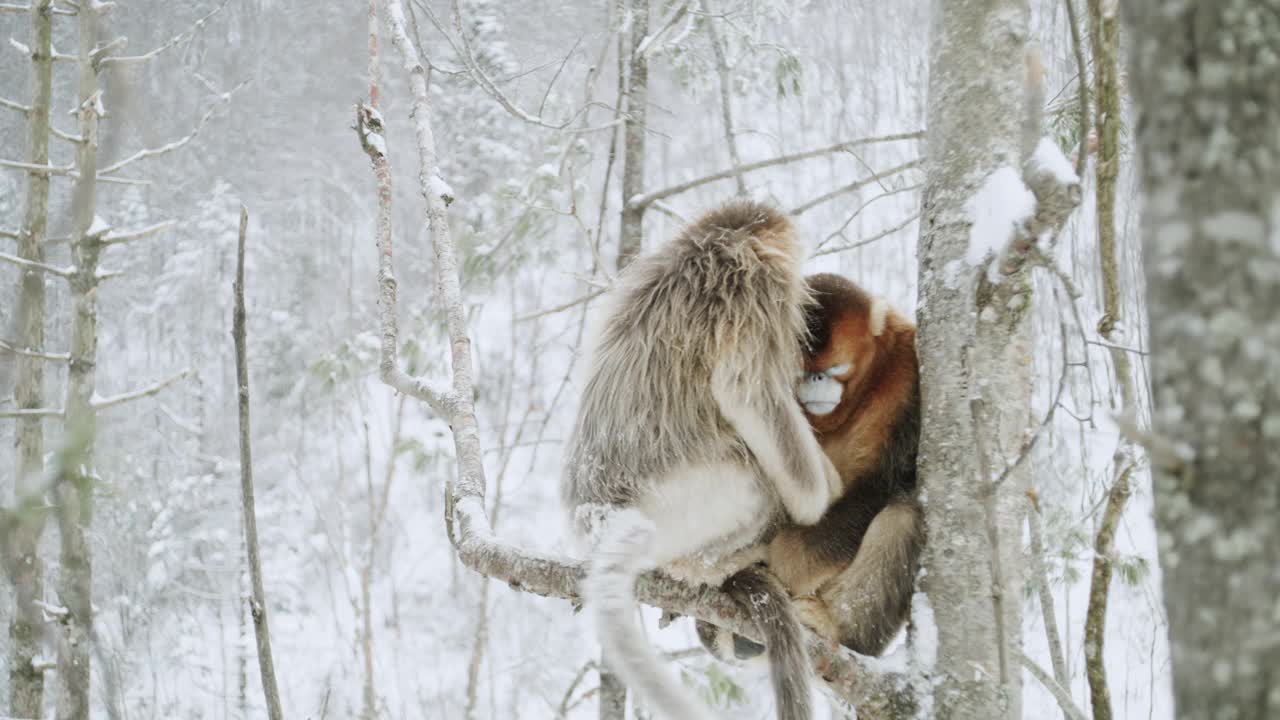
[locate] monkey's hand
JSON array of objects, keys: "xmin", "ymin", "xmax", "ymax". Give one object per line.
[{"xmin": 714, "ymin": 383, "xmax": 837, "ymax": 526}]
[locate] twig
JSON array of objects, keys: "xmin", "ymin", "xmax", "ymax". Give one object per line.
[
  {"xmin": 515, "ymin": 287, "xmax": 608, "ymax": 323},
  {"xmin": 634, "ymin": 0, "xmax": 690, "ymax": 57},
  {"xmin": 812, "ymin": 183, "xmax": 922, "ymax": 252},
  {"xmin": 1084, "ymin": 461, "xmax": 1132, "ymax": 720},
  {"xmin": 231, "ymin": 205, "xmax": 286, "ymax": 720},
  {"xmin": 91, "ymin": 368, "xmax": 190, "ymax": 410},
  {"xmin": 810, "ymin": 213, "xmax": 918, "ymax": 258},
  {"xmin": 1020, "ymin": 650, "xmax": 1089, "ymax": 720},
  {"xmin": 101, "ymin": 0, "xmax": 229, "ymax": 65},
  {"xmin": 790, "ymin": 158, "xmax": 922, "ymax": 216},
  {"xmin": 97, "ymin": 80, "xmax": 246, "ymax": 175},
  {"xmin": 628, "ymin": 131, "xmax": 924, "ymax": 211}
]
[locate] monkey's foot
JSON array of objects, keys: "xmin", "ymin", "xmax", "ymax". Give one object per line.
[{"xmin": 792, "ymin": 595, "xmax": 840, "ymax": 643}]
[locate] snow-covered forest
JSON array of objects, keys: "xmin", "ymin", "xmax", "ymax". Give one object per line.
[{"xmin": 2, "ymin": 1, "xmax": 1276, "ymax": 719}]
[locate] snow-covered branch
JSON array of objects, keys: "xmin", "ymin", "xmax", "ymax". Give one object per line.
[
  {"xmin": 97, "ymin": 80, "xmax": 246, "ymax": 175},
  {"xmin": 0, "ymin": 250, "xmax": 73, "ymax": 277},
  {"xmin": 0, "ymin": 95, "xmax": 30, "ymax": 113},
  {"xmin": 627, "ymin": 130, "xmax": 924, "ymax": 211},
  {"xmin": 0, "ymin": 158, "xmax": 71, "ymax": 175},
  {"xmin": 99, "ymin": 219, "xmax": 175, "ymax": 246},
  {"xmin": 91, "ymin": 368, "xmax": 191, "ymax": 410},
  {"xmin": 0, "ymin": 337, "xmax": 69, "ymax": 362},
  {"xmin": 0, "ymin": 407, "xmax": 64, "ymax": 419},
  {"xmin": 100, "ymin": 0, "xmax": 229, "ymax": 65},
  {"xmin": 0, "ymin": 3, "xmax": 31, "ymax": 11}
]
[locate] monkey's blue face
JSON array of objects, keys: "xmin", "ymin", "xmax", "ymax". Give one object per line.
[{"xmin": 796, "ymin": 363, "xmax": 849, "ymax": 416}]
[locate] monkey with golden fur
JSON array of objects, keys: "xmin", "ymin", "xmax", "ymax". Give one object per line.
[
  {"xmin": 563, "ymin": 201, "xmax": 842, "ymax": 720},
  {"xmin": 698, "ymin": 272, "xmax": 923, "ymax": 659}
]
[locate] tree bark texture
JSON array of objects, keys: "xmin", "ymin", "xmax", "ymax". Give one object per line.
[
  {"xmin": 916, "ymin": 1, "xmax": 1038, "ymax": 717},
  {"xmin": 9, "ymin": 2, "xmax": 54, "ymax": 717},
  {"xmin": 1123, "ymin": 1, "xmax": 1280, "ymax": 718},
  {"xmin": 55, "ymin": 5, "xmax": 103, "ymax": 717}
]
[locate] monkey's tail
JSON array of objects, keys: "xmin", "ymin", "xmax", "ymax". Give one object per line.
[
  {"xmin": 723, "ymin": 566, "xmax": 812, "ymax": 720},
  {"xmin": 586, "ymin": 509, "xmax": 707, "ymax": 720}
]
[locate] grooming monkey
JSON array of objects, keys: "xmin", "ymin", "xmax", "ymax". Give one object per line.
[
  {"xmin": 563, "ymin": 201, "xmax": 842, "ymax": 720},
  {"xmin": 699, "ymin": 273, "xmax": 923, "ymax": 659}
]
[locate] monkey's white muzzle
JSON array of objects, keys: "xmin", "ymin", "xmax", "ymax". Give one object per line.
[{"xmin": 797, "ymin": 374, "xmax": 842, "ymax": 416}]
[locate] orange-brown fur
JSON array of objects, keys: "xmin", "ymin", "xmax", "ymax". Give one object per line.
[{"xmin": 767, "ymin": 273, "xmax": 924, "ymax": 655}]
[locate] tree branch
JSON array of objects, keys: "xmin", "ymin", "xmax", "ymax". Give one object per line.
[
  {"xmin": 0, "ymin": 96, "xmax": 31, "ymax": 113},
  {"xmin": 0, "ymin": 337, "xmax": 69, "ymax": 362},
  {"xmin": 100, "ymin": 0, "xmax": 229, "ymax": 65},
  {"xmin": 99, "ymin": 219, "xmax": 175, "ymax": 246},
  {"xmin": 0, "ymin": 407, "xmax": 63, "ymax": 418},
  {"xmin": 790, "ymin": 158, "xmax": 923, "ymax": 216},
  {"xmin": 374, "ymin": 3, "xmax": 912, "ymax": 713},
  {"xmin": 0, "ymin": 250, "xmax": 73, "ymax": 276},
  {"xmin": 627, "ymin": 130, "xmax": 923, "ymax": 210},
  {"xmin": 699, "ymin": 0, "xmax": 745, "ymax": 196},
  {"xmin": 809, "ymin": 212, "xmax": 918, "ymax": 258},
  {"xmin": 1026, "ymin": 491, "xmax": 1071, "ymax": 691},
  {"xmin": 1020, "ymin": 650, "xmax": 1089, "ymax": 720},
  {"xmin": 91, "ymin": 368, "xmax": 190, "ymax": 410},
  {"xmin": 97, "ymin": 80, "xmax": 246, "ymax": 175}
]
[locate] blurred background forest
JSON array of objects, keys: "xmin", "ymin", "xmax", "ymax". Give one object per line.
[{"xmin": 0, "ymin": 1, "xmax": 1168, "ymax": 718}]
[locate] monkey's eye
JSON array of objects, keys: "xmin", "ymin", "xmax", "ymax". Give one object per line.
[{"xmin": 824, "ymin": 363, "xmax": 852, "ymax": 377}]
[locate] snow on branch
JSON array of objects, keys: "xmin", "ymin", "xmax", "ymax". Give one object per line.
[
  {"xmin": 91, "ymin": 368, "xmax": 191, "ymax": 410},
  {"xmin": 0, "ymin": 4, "xmax": 31, "ymax": 11},
  {"xmin": 0, "ymin": 337, "xmax": 70, "ymax": 362},
  {"xmin": 100, "ymin": 219, "xmax": 175, "ymax": 246},
  {"xmin": 0, "ymin": 407, "xmax": 64, "ymax": 419},
  {"xmin": 627, "ymin": 130, "xmax": 924, "ymax": 211},
  {"xmin": 97, "ymin": 80, "xmax": 247, "ymax": 175},
  {"xmin": 370, "ymin": 1, "xmax": 912, "ymax": 713},
  {"xmin": 100, "ymin": 0, "xmax": 228, "ymax": 65},
  {"xmin": 0, "ymin": 250, "xmax": 73, "ymax": 277},
  {"xmin": 0, "ymin": 96, "xmax": 30, "ymax": 113},
  {"xmin": 0, "ymin": 227, "xmax": 18, "ymax": 239}
]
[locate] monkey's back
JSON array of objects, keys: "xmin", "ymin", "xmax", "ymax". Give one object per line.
[{"xmin": 562, "ymin": 201, "xmax": 810, "ymax": 527}]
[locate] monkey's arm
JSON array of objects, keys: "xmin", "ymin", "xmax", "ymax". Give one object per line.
[{"xmin": 713, "ymin": 366, "xmax": 840, "ymax": 525}]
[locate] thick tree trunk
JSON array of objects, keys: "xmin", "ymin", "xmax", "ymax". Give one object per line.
[
  {"xmin": 55, "ymin": 5, "xmax": 103, "ymax": 718},
  {"xmin": 916, "ymin": 1, "xmax": 1043, "ymax": 717},
  {"xmin": 9, "ymin": 2, "xmax": 54, "ymax": 718},
  {"xmin": 1123, "ymin": 2, "xmax": 1280, "ymax": 718}
]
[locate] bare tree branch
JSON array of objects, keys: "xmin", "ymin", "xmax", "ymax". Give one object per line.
[
  {"xmin": 790, "ymin": 158, "xmax": 922, "ymax": 216},
  {"xmin": 809, "ymin": 213, "xmax": 918, "ymax": 258},
  {"xmin": 100, "ymin": 0, "xmax": 229, "ymax": 65},
  {"xmin": 628, "ymin": 130, "xmax": 924, "ymax": 210},
  {"xmin": 0, "ymin": 337, "xmax": 69, "ymax": 362},
  {"xmin": 0, "ymin": 407, "xmax": 64, "ymax": 418},
  {"xmin": 515, "ymin": 287, "xmax": 608, "ymax": 323},
  {"xmin": 91, "ymin": 368, "xmax": 190, "ymax": 410},
  {"xmin": 232, "ymin": 205, "xmax": 287, "ymax": 720},
  {"xmin": 0, "ymin": 250, "xmax": 73, "ymax": 276},
  {"xmin": 1020, "ymin": 651, "xmax": 1089, "ymax": 720},
  {"xmin": 699, "ymin": 0, "xmax": 745, "ymax": 195},
  {"xmin": 1026, "ymin": 491, "xmax": 1071, "ymax": 692},
  {"xmin": 0, "ymin": 96, "xmax": 31, "ymax": 113},
  {"xmin": 0, "ymin": 4, "xmax": 32, "ymax": 12},
  {"xmin": 100, "ymin": 219, "xmax": 175, "ymax": 246},
  {"xmin": 97, "ymin": 80, "xmax": 246, "ymax": 175}
]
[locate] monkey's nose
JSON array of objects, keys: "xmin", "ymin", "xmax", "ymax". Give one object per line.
[{"xmin": 805, "ymin": 373, "xmax": 823, "ymax": 384}]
